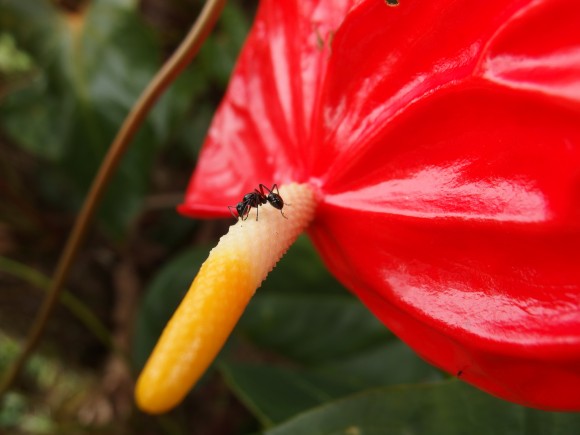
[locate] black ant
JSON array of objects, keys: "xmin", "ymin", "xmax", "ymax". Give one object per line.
[{"xmin": 229, "ymin": 184, "xmax": 288, "ymax": 221}]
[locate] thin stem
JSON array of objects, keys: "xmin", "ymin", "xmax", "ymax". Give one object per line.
[{"xmin": 0, "ymin": 0, "xmax": 227, "ymax": 395}]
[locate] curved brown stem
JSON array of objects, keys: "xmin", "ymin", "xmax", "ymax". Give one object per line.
[{"xmin": 0, "ymin": 0, "xmax": 227, "ymax": 395}]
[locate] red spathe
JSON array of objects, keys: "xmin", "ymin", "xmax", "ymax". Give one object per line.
[{"xmin": 179, "ymin": 0, "xmax": 580, "ymax": 410}]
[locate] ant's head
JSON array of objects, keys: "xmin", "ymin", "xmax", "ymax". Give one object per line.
[{"xmin": 267, "ymin": 193, "xmax": 284, "ymax": 210}]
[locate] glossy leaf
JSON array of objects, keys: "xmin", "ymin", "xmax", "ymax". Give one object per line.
[
  {"xmin": 318, "ymin": 341, "xmax": 442, "ymax": 388},
  {"xmin": 264, "ymin": 381, "xmax": 580, "ymax": 435},
  {"xmin": 181, "ymin": 0, "xmax": 580, "ymax": 410},
  {"xmin": 221, "ymin": 341, "xmax": 442, "ymax": 426},
  {"xmin": 241, "ymin": 293, "xmax": 389, "ymax": 364},
  {"xmin": 221, "ymin": 363, "xmax": 356, "ymax": 427}
]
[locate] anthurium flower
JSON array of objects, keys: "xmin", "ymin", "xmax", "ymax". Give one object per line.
[{"xmin": 137, "ymin": 0, "xmax": 580, "ymax": 412}]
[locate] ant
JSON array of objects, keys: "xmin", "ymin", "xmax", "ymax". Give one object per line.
[{"xmin": 229, "ymin": 184, "xmax": 288, "ymax": 221}]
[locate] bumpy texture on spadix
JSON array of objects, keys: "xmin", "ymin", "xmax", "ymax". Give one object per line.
[{"xmin": 135, "ymin": 184, "xmax": 315, "ymax": 414}]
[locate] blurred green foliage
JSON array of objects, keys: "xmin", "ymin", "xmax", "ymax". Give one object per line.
[
  {"xmin": 2, "ymin": 0, "xmax": 164, "ymax": 237},
  {"xmin": 0, "ymin": 0, "xmax": 249, "ymax": 238},
  {"xmin": 0, "ymin": 33, "xmax": 33, "ymax": 76},
  {"xmin": 1, "ymin": 0, "xmax": 580, "ymax": 434}
]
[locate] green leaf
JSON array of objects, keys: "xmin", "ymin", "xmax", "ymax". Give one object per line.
[
  {"xmin": 317, "ymin": 340, "xmax": 443, "ymax": 387},
  {"xmin": 220, "ymin": 341, "xmax": 443, "ymax": 426},
  {"xmin": 240, "ymin": 293, "xmax": 389, "ymax": 364},
  {"xmin": 221, "ymin": 363, "xmax": 359, "ymax": 427},
  {"xmin": 264, "ymin": 380, "xmax": 580, "ymax": 435}
]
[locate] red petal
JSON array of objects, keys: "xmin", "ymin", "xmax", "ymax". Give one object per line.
[
  {"xmin": 310, "ymin": 87, "xmax": 580, "ymax": 409},
  {"xmin": 181, "ymin": 0, "xmax": 580, "ymax": 409},
  {"xmin": 179, "ymin": 0, "xmax": 355, "ymax": 218},
  {"xmin": 311, "ymin": 0, "xmax": 580, "ymax": 185},
  {"xmin": 310, "ymin": 0, "xmax": 580, "ymax": 409},
  {"xmin": 481, "ymin": 0, "xmax": 580, "ymax": 104}
]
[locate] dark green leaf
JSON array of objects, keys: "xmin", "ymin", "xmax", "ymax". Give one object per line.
[
  {"xmin": 220, "ymin": 341, "xmax": 442, "ymax": 426},
  {"xmin": 240, "ymin": 292, "xmax": 389, "ymax": 364},
  {"xmin": 221, "ymin": 363, "xmax": 359, "ymax": 427},
  {"xmin": 264, "ymin": 380, "xmax": 580, "ymax": 435},
  {"xmin": 317, "ymin": 340, "xmax": 442, "ymax": 387}
]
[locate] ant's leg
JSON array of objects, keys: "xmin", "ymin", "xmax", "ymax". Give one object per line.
[
  {"xmin": 259, "ymin": 183, "xmax": 277, "ymax": 195},
  {"xmin": 253, "ymin": 188, "xmax": 267, "ymax": 205},
  {"xmin": 255, "ymin": 188, "xmax": 266, "ymax": 221},
  {"xmin": 258, "ymin": 183, "xmax": 270, "ymax": 195},
  {"xmin": 228, "ymin": 205, "xmax": 238, "ymax": 220}
]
